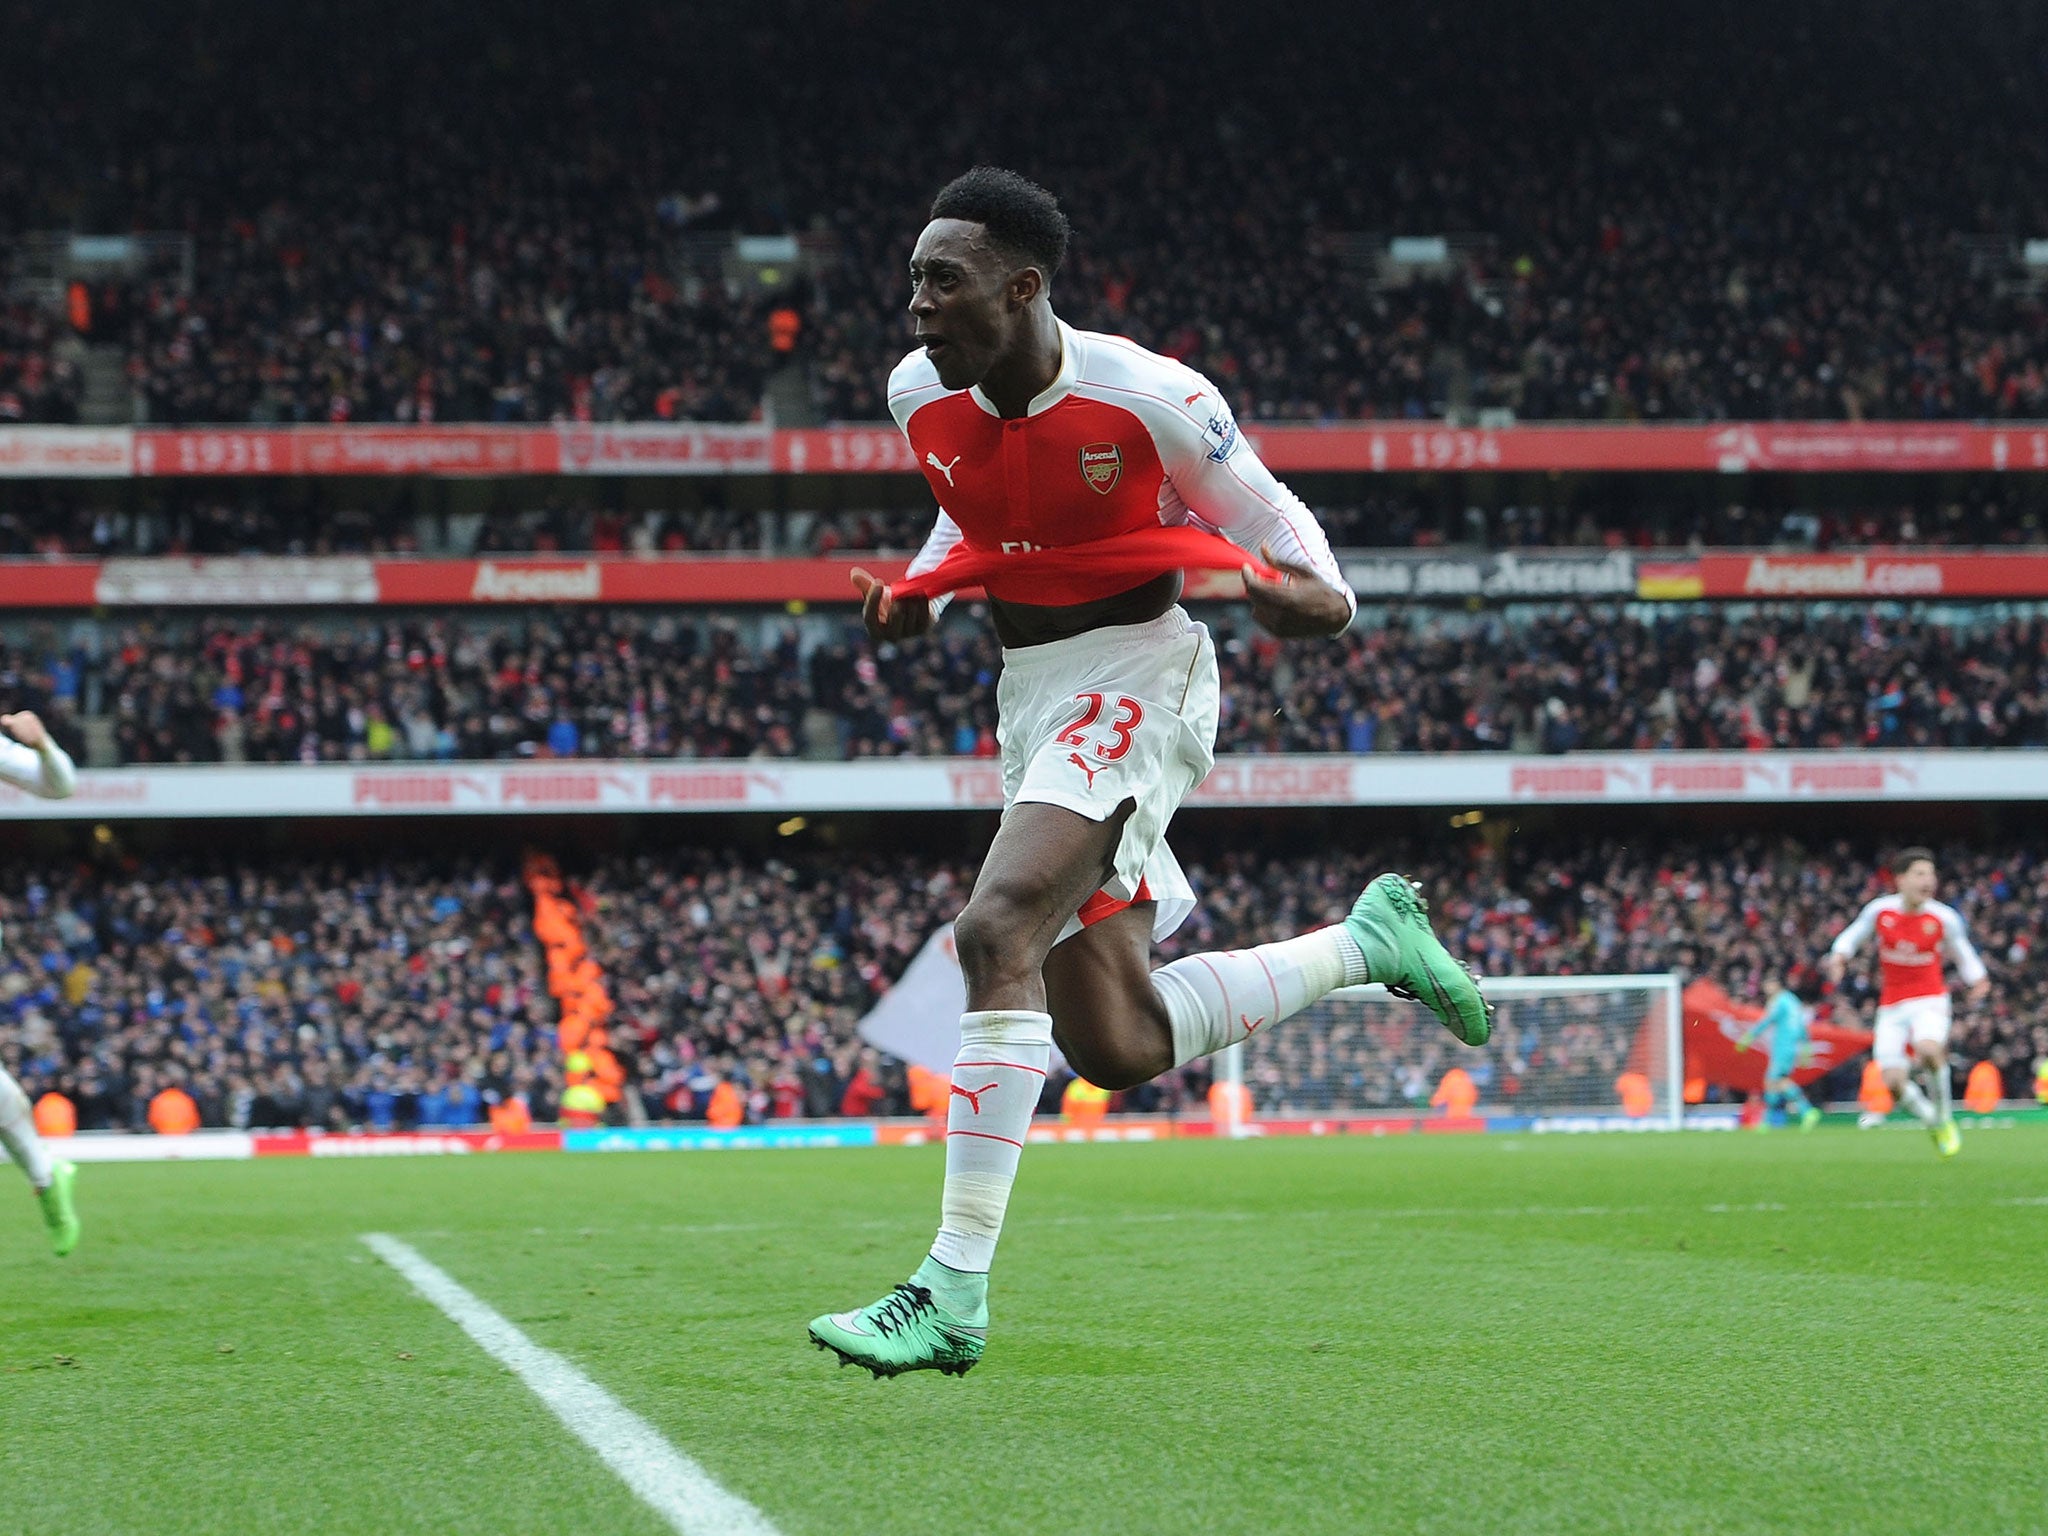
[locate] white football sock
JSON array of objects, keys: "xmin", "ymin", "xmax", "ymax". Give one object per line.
[
  {"xmin": 1153, "ymin": 926, "xmax": 1371, "ymax": 1068},
  {"xmin": 0, "ymin": 1068, "xmax": 53, "ymax": 1190},
  {"xmin": 928, "ymin": 1010, "xmax": 1053, "ymax": 1287},
  {"xmin": 1896, "ymin": 1075, "xmax": 1939, "ymax": 1128},
  {"xmin": 1924, "ymin": 1061, "xmax": 1954, "ymax": 1125}
]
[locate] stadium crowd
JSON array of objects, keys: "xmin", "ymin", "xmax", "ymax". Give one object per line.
[
  {"xmin": 1, "ymin": 487, "xmax": 2041, "ymax": 558},
  {"xmin": 0, "ymin": 302, "xmax": 80, "ymax": 425},
  {"xmin": 0, "ymin": 857, "xmax": 562, "ymax": 1133},
  {"xmin": 3, "ymin": 1, "xmax": 2045, "ymax": 426},
  {"xmin": 3, "ymin": 834, "xmax": 2041, "ymax": 1133},
  {"xmin": 34, "ymin": 602, "xmax": 2047, "ymax": 766}
]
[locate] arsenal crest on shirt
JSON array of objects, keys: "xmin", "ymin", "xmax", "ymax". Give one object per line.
[{"xmin": 1078, "ymin": 442, "xmax": 1122, "ymax": 494}]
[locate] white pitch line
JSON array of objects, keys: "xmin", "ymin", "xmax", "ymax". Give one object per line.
[{"xmin": 361, "ymin": 1233, "xmax": 780, "ymax": 1536}]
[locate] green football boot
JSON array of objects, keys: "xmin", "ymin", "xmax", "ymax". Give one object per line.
[
  {"xmin": 809, "ymin": 1282, "xmax": 985, "ymax": 1379},
  {"xmin": 39, "ymin": 1160, "xmax": 80, "ymax": 1257},
  {"xmin": 1348, "ymin": 873, "xmax": 1492, "ymax": 1046},
  {"xmin": 1933, "ymin": 1120, "xmax": 1961, "ymax": 1159},
  {"xmin": 1799, "ymin": 1105, "xmax": 1823, "ymax": 1132}
]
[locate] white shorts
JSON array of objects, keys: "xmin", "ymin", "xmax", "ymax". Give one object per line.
[
  {"xmin": 996, "ymin": 605, "xmax": 1218, "ymax": 945},
  {"xmin": 1872, "ymin": 993, "xmax": 1952, "ymax": 1071}
]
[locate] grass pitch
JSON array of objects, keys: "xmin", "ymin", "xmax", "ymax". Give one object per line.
[{"xmin": 4, "ymin": 1131, "xmax": 2047, "ymax": 1536}]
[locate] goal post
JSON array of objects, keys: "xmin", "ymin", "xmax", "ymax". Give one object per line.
[{"xmin": 1213, "ymin": 973, "xmax": 1684, "ymax": 1132}]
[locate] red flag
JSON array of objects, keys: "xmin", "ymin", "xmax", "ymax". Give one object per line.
[{"xmin": 1682, "ymin": 979, "xmax": 1873, "ymax": 1093}]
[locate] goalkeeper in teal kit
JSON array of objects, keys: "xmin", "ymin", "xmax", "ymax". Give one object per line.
[{"xmin": 1739, "ymin": 972, "xmax": 1823, "ymax": 1131}]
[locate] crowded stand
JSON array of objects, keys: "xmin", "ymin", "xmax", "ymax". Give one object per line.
[
  {"xmin": 4, "ymin": 1, "xmax": 2046, "ymax": 426},
  {"xmin": 2, "ymin": 834, "xmax": 2039, "ymax": 1133},
  {"xmin": 1170, "ymin": 836, "xmax": 2047, "ymax": 1115},
  {"xmin": 0, "ymin": 301, "xmax": 79, "ymax": 424},
  {"xmin": 36, "ymin": 602, "xmax": 2048, "ymax": 765},
  {"xmin": 0, "ymin": 493, "xmax": 940, "ymax": 559},
  {"xmin": 0, "ymin": 856, "xmax": 560, "ymax": 1133},
  {"xmin": 0, "ymin": 485, "xmax": 2042, "ymax": 558}
]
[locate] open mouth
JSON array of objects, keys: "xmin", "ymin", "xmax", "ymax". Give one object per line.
[{"xmin": 919, "ymin": 335, "xmax": 950, "ymax": 359}]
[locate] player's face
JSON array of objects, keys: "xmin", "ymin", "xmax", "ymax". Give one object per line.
[
  {"xmin": 907, "ymin": 219, "xmax": 1027, "ymax": 391},
  {"xmin": 1898, "ymin": 859, "xmax": 1936, "ymax": 902}
]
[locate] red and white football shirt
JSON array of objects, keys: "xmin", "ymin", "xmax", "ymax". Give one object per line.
[
  {"xmin": 1829, "ymin": 894, "xmax": 1987, "ymax": 1005},
  {"xmin": 889, "ymin": 320, "xmax": 1354, "ymax": 611}
]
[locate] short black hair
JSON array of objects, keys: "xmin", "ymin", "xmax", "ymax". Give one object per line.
[
  {"xmin": 1892, "ymin": 846, "xmax": 1936, "ymax": 876},
  {"xmin": 929, "ymin": 166, "xmax": 1070, "ymax": 281}
]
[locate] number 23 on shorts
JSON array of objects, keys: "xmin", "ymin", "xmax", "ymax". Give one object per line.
[{"xmin": 1056, "ymin": 691, "xmax": 1144, "ymax": 760}]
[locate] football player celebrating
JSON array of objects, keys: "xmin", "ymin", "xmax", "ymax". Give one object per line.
[
  {"xmin": 1824, "ymin": 846, "xmax": 1988, "ymax": 1158},
  {"xmin": 808, "ymin": 169, "xmax": 1488, "ymax": 1377}
]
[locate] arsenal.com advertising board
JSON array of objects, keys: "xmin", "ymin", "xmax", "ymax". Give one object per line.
[{"xmin": 3, "ymin": 548, "xmax": 2048, "ymax": 608}]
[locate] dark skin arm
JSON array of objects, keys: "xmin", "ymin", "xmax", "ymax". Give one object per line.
[
  {"xmin": 1240, "ymin": 543, "xmax": 1353, "ymax": 638},
  {"xmin": 850, "ymin": 543, "xmax": 1349, "ymax": 645},
  {"xmin": 849, "ymin": 567, "xmax": 935, "ymax": 641}
]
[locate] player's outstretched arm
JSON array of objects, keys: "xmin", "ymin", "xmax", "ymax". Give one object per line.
[
  {"xmin": 0, "ymin": 710, "xmax": 77, "ymax": 799},
  {"xmin": 849, "ymin": 568, "xmax": 936, "ymax": 643},
  {"xmin": 1141, "ymin": 365, "xmax": 1355, "ymax": 637},
  {"xmin": 1940, "ymin": 907, "xmax": 1992, "ymax": 1001},
  {"xmin": 1823, "ymin": 899, "xmax": 1879, "ymax": 981}
]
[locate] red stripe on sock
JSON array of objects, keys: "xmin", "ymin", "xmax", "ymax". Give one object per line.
[
  {"xmin": 946, "ymin": 1129, "xmax": 1025, "ymax": 1148},
  {"xmin": 1249, "ymin": 948, "xmax": 1282, "ymax": 1018},
  {"xmin": 952, "ymin": 1060, "xmax": 1049, "ymax": 1077},
  {"xmin": 1192, "ymin": 953, "xmax": 1231, "ymax": 1016}
]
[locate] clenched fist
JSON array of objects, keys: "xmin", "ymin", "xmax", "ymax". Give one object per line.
[{"xmin": 0, "ymin": 711, "xmax": 50, "ymax": 749}]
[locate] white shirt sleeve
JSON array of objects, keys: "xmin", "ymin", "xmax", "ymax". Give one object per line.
[
  {"xmin": 903, "ymin": 511, "xmax": 964, "ymax": 618},
  {"xmin": 1828, "ymin": 898, "xmax": 1881, "ymax": 959},
  {"xmin": 0, "ymin": 735, "xmax": 77, "ymax": 799},
  {"xmin": 1150, "ymin": 380, "xmax": 1356, "ymax": 622},
  {"xmin": 1938, "ymin": 906, "xmax": 1989, "ymax": 987}
]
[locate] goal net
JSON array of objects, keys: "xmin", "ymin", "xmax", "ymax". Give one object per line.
[{"xmin": 1217, "ymin": 974, "xmax": 1684, "ymax": 1130}]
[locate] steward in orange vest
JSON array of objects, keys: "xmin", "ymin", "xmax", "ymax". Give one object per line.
[
  {"xmin": 148, "ymin": 1085, "xmax": 201, "ymax": 1136},
  {"xmin": 33, "ymin": 1091, "xmax": 76, "ymax": 1137}
]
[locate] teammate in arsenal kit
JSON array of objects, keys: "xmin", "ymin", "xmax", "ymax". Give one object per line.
[
  {"xmin": 1824, "ymin": 846, "xmax": 1989, "ymax": 1158},
  {"xmin": 809, "ymin": 168, "xmax": 1489, "ymax": 1378}
]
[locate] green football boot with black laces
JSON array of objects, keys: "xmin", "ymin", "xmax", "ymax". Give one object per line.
[
  {"xmin": 809, "ymin": 1282, "xmax": 986, "ymax": 1378},
  {"xmin": 1347, "ymin": 873, "xmax": 1492, "ymax": 1046}
]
